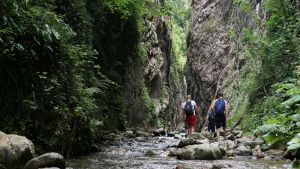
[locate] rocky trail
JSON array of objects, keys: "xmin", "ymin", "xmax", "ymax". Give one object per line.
[{"xmin": 67, "ymin": 129, "xmax": 293, "ymax": 169}]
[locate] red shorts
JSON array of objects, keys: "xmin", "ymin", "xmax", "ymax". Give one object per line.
[{"xmin": 186, "ymin": 115, "xmax": 196, "ymax": 127}]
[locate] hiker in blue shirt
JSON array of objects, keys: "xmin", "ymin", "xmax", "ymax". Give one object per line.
[
  {"xmin": 211, "ymin": 92, "xmax": 228, "ymax": 143},
  {"xmin": 206, "ymin": 111, "xmax": 216, "ymax": 138}
]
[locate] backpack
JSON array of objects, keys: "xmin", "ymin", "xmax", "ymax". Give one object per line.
[
  {"xmin": 208, "ymin": 112, "xmax": 215, "ymax": 122},
  {"xmin": 214, "ymin": 99, "xmax": 225, "ymax": 115},
  {"xmin": 184, "ymin": 101, "xmax": 194, "ymax": 115}
]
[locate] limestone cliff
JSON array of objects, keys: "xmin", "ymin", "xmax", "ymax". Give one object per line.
[
  {"xmin": 124, "ymin": 13, "xmax": 186, "ymax": 128},
  {"xmin": 143, "ymin": 16, "xmax": 186, "ymax": 129},
  {"xmin": 187, "ymin": 0, "xmax": 265, "ymax": 127}
]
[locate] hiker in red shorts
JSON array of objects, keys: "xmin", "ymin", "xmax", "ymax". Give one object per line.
[{"xmin": 182, "ymin": 95, "xmax": 198, "ymax": 137}]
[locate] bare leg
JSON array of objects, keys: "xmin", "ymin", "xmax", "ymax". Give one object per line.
[
  {"xmin": 191, "ymin": 126, "xmax": 195, "ymax": 134},
  {"xmin": 216, "ymin": 128, "xmax": 220, "ymax": 143},
  {"xmin": 187, "ymin": 127, "xmax": 191, "ymax": 137},
  {"xmin": 224, "ymin": 127, "xmax": 227, "ymax": 141}
]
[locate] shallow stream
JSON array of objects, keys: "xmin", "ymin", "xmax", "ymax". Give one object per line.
[{"xmin": 67, "ymin": 134, "xmax": 293, "ymax": 169}]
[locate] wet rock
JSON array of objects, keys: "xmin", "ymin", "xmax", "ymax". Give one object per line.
[
  {"xmin": 167, "ymin": 132, "xmax": 176, "ymax": 137},
  {"xmin": 237, "ymin": 136, "xmax": 262, "ymax": 149},
  {"xmin": 234, "ymin": 145, "xmax": 252, "ymax": 156},
  {"xmin": 178, "ymin": 128, "xmax": 186, "ymax": 133},
  {"xmin": 153, "ymin": 128, "xmax": 166, "ymax": 136},
  {"xmin": 201, "ymin": 131, "xmax": 213, "ymax": 140},
  {"xmin": 252, "ymin": 145, "xmax": 265, "ymax": 159},
  {"xmin": 264, "ymin": 149, "xmax": 285, "ymax": 159},
  {"xmin": 236, "ymin": 136, "xmax": 253, "ymax": 145},
  {"xmin": 168, "ymin": 148, "xmax": 182, "ymax": 157},
  {"xmin": 211, "ymin": 164, "xmax": 225, "ymax": 169},
  {"xmin": 125, "ymin": 130, "xmax": 134, "ymax": 137},
  {"xmin": 134, "ymin": 130, "xmax": 150, "ymax": 137},
  {"xmin": 24, "ymin": 152, "xmax": 65, "ymax": 169},
  {"xmin": 90, "ymin": 144, "xmax": 100, "ymax": 153},
  {"xmin": 254, "ymin": 137, "xmax": 264, "ymax": 144},
  {"xmin": 236, "ymin": 132, "xmax": 243, "ymax": 139},
  {"xmin": 0, "ymin": 131, "xmax": 35, "ymax": 169},
  {"xmin": 220, "ymin": 140, "xmax": 236, "ymax": 150},
  {"xmin": 136, "ymin": 137, "xmax": 146, "ymax": 142},
  {"xmin": 226, "ymin": 149, "xmax": 235, "ymax": 157},
  {"xmin": 232, "ymin": 130, "xmax": 243, "ymax": 136},
  {"xmin": 178, "ymin": 138, "xmax": 199, "ymax": 148},
  {"xmin": 190, "ymin": 132, "xmax": 206, "ymax": 140},
  {"xmin": 177, "ymin": 143, "xmax": 224, "ymax": 160},
  {"xmin": 226, "ymin": 133, "xmax": 235, "ymax": 141},
  {"xmin": 145, "ymin": 150, "xmax": 156, "ymax": 157}
]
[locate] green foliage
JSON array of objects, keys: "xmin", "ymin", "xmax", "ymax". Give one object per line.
[
  {"xmin": 228, "ymin": 0, "xmax": 300, "ymax": 157},
  {"xmin": 166, "ymin": 0, "xmax": 190, "ymax": 85},
  {"xmin": 288, "ymin": 133, "xmax": 300, "ymax": 155},
  {"xmin": 252, "ymin": 79, "xmax": 300, "ymax": 153},
  {"xmin": 0, "ymin": 0, "xmax": 153, "ymax": 155},
  {"xmin": 143, "ymin": 87, "xmax": 157, "ymax": 127}
]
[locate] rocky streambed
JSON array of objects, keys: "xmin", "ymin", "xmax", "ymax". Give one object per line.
[{"xmin": 67, "ymin": 129, "xmax": 296, "ymax": 169}]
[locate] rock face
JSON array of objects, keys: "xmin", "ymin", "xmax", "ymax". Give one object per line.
[
  {"xmin": 0, "ymin": 131, "xmax": 35, "ymax": 169},
  {"xmin": 143, "ymin": 15, "xmax": 186, "ymax": 129},
  {"xmin": 126, "ymin": 9, "xmax": 186, "ymax": 128},
  {"xmin": 187, "ymin": 0, "xmax": 265, "ymax": 127},
  {"xmin": 24, "ymin": 152, "xmax": 65, "ymax": 169}
]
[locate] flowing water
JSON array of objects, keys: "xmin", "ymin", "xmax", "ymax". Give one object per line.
[{"xmin": 67, "ymin": 133, "xmax": 293, "ymax": 169}]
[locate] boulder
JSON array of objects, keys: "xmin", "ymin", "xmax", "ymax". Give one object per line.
[
  {"xmin": 190, "ymin": 133, "xmax": 206, "ymax": 140},
  {"xmin": 168, "ymin": 148, "xmax": 182, "ymax": 157},
  {"xmin": 167, "ymin": 132, "xmax": 176, "ymax": 137},
  {"xmin": 200, "ymin": 131, "xmax": 213, "ymax": 140},
  {"xmin": 125, "ymin": 131, "xmax": 134, "ymax": 138},
  {"xmin": 0, "ymin": 131, "xmax": 35, "ymax": 169},
  {"xmin": 134, "ymin": 130, "xmax": 150, "ymax": 137},
  {"xmin": 178, "ymin": 138, "xmax": 199, "ymax": 148},
  {"xmin": 24, "ymin": 152, "xmax": 65, "ymax": 169},
  {"xmin": 153, "ymin": 128, "xmax": 165, "ymax": 136},
  {"xmin": 220, "ymin": 140, "xmax": 236, "ymax": 150},
  {"xmin": 145, "ymin": 150, "xmax": 156, "ymax": 157},
  {"xmin": 234, "ymin": 145, "xmax": 252, "ymax": 156},
  {"xmin": 211, "ymin": 164, "xmax": 226, "ymax": 169},
  {"xmin": 264, "ymin": 149, "xmax": 285, "ymax": 159},
  {"xmin": 177, "ymin": 143, "xmax": 224, "ymax": 160},
  {"xmin": 178, "ymin": 138, "xmax": 209, "ymax": 148},
  {"xmin": 237, "ymin": 136, "xmax": 263, "ymax": 148},
  {"xmin": 252, "ymin": 145, "xmax": 265, "ymax": 159}
]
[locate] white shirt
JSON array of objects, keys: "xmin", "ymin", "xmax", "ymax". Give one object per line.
[{"xmin": 182, "ymin": 100, "xmax": 197, "ymax": 115}]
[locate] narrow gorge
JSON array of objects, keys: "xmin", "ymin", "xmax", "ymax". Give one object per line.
[{"xmin": 0, "ymin": 0, "xmax": 299, "ymax": 168}]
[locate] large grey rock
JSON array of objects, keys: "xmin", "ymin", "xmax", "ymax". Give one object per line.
[
  {"xmin": 178, "ymin": 138, "xmax": 200, "ymax": 148},
  {"xmin": 200, "ymin": 131, "xmax": 213, "ymax": 140},
  {"xmin": 125, "ymin": 131, "xmax": 134, "ymax": 138},
  {"xmin": 24, "ymin": 152, "xmax": 65, "ymax": 169},
  {"xmin": 0, "ymin": 131, "xmax": 35, "ymax": 169},
  {"xmin": 252, "ymin": 145, "xmax": 265, "ymax": 159},
  {"xmin": 190, "ymin": 133, "xmax": 206, "ymax": 140},
  {"xmin": 177, "ymin": 143, "xmax": 224, "ymax": 160},
  {"xmin": 134, "ymin": 130, "xmax": 150, "ymax": 137},
  {"xmin": 153, "ymin": 128, "xmax": 166, "ymax": 136},
  {"xmin": 264, "ymin": 149, "xmax": 285, "ymax": 159},
  {"xmin": 237, "ymin": 136, "xmax": 262, "ymax": 148},
  {"xmin": 234, "ymin": 145, "xmax": 252, "ymax": 156}
]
